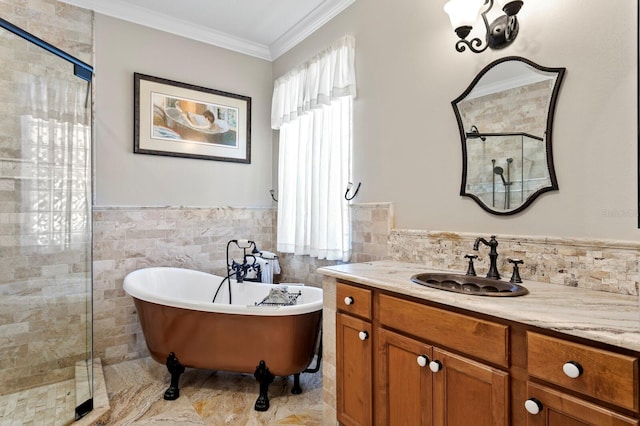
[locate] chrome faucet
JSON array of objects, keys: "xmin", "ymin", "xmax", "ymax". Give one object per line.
[{"xmin": 473, "ymin": 235, "xmax": 501, "ymax": 279}]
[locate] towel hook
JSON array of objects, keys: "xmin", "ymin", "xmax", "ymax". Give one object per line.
[
  {"xmin": 344, "ymin": 182, "xmax": 361, "ymax": 201},
  {"xmin": 269, "ymin": 189, "xmax": 278, "ymax": 202}
]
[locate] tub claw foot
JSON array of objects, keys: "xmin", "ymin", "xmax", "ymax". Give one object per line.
[
  {"xmin": 254, "ymin": 360, "xmax": 274, "ymax": 411},
  {"xmin": 164, "ymin": 352, "xmax": 185, "ymax": 401},
  {"xmin": 291, "ymin": 373, "xmax": 302, "ymax": 394}
]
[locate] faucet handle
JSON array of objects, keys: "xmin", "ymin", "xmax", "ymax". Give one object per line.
[
  {"xmin": 464, "ymin": 254, "xmax": 478, "ymax": 276},
  {"xmin": 507, "ymin": 258, "xmax": 523, "ymax": 283}
]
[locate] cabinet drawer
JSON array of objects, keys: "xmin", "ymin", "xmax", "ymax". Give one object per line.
[
  {"xmin": 527, "ymin": 331, "xmax": 638, "ymax": 411},
  {"xmin": 337, "ymin": 282, "xmax": 372, "ymax": 320},
  {"xmin": 379, "ymin": 294, "xmax": 509, "ymax": 368},
  {"xmin": 525, "ymin": 382, "xmax": 639, "ymax": 426}
]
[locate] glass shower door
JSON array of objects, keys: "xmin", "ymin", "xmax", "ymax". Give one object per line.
[{"xmin": 0, "ymin": 18, "xmax": 93, "ymax": 424}]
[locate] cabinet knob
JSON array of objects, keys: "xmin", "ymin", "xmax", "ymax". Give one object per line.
[
  {"xmin": 429, "ymin": 360, "xmax": 443, "ymax": 373},
  {"xmin": 524, "ymin": 398, "xmax": 543, "ymax": 415},
  {"xmin": 417, "ymin": 354, "xmax": 430, "ymax": 367},
  {"xmin": 344, "ymin": 296, "xmax": 354, "ymax": 306},
  {"xmin": 562, "ymin": 361, "xmax": 583, "ymax": 379},
  {"xmin": 358, "ymin": 331, "xmax": 369, "ymax": 341}
]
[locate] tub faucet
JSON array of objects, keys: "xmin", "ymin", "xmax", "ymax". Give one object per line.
[
  {"xmin": 231, "ymin": 260, "xmax": 250, "ymax": 283},
  {"xmin": 473, "ymin": 235, "xmax": 501, "ymax": 280}
]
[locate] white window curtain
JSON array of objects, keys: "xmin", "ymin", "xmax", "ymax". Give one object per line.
[{"xmin": 271, "ymin": 35, "xmax": 356, "ymax": 262}]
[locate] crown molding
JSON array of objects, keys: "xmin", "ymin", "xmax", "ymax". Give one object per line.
[
  {"xmin": 58, "ymin": 0, "xmax": 271, "ymax": 60},
  {"xmin": 58, "ymin": 0, "xmax": 357, "ymax": 62},
  {"xmin": 269, "ymin": 0, "xmax": 357, "ymax": 60}
]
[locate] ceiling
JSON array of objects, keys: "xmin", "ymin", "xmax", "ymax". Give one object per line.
[{"xmin": 58, "ymin": 0, "xmax": 356, "ymax": 61}]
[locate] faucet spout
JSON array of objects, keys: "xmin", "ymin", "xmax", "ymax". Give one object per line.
[
  {"xmin": 472, "ymin": 235, "xmax": 501, "ymax": 280},
  {"xmin": 473, "ymin": 237, "xmax": 487, "ymax": 251}
]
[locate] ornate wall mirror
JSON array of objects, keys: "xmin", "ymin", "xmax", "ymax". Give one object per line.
[{"xmin": 452, "ymin": 56, "xmax": 566, "ymax": 215}]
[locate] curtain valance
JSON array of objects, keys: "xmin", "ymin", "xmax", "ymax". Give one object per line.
[{"xmin": 271, "ymin": 35, "xmax": 356, "ymax": 130}]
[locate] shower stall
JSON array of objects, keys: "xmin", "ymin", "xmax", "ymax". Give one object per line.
[
  {"xmin": 464, "ymin": 131, "xmax": 551, "ymax": 212},
  {"xmin": 0, "ymin": 16, "xmax": 94, "ymax": 424}
]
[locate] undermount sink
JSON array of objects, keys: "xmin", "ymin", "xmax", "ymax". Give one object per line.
[{"xmin": 410, "ymin": 273, "xmax": 529, "ymax": 297}]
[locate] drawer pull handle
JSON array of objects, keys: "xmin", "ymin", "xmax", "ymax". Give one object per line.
[
  {"xmin": 524, "ymin": 398, "xmax": 543, "ymax": 415},
  {"xmin": 417, "ymin": 355, "xmax": 430, "ymax": 367},
  {"xmin": 344, "ymin": 296, "xmax": 354, "ymax": 305},
  {"xmin": 562, "ymin": 361, "xmax": 583, "ymax": 378},
  {"xmin": 429, "ymin": 360, "xmax": 443, "ymax": 373},
  {"xmin": 358, "ymin": 331, "xmax": 369, "ymax": 341}
]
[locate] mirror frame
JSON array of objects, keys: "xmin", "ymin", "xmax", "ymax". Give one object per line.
[{"xmin": 452, "ymin": 56, "xmax": 566, "ymax": 215}]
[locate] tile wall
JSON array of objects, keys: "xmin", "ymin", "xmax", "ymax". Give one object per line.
[
  {"xmin": 390, "ymin": 229, "xmax": 640, "ymax": 295},
  {"xmin": 92, "ymin": 203, "xmax": 393, "ymax": 366},
  {"xmin": 277, "ymin": 202, "xmax": 393, "ymax": 286},
  {"xmin": 92, "ymin": 206, "xmax": 277, "ymax": 365},
  {"xmin": 94, "ymin": 201, "xmax": 640, "ymax": 370},
  {"xmin": 0, "ymin": 0, "xmax": 93, "ymax": 395}
]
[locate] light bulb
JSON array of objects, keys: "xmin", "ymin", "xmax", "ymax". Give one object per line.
[{"xmin": 444, "ymin": 0, "xmax": 485, "ymax": 30}]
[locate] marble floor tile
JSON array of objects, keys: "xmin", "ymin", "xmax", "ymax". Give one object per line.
[
  {"xmin": 101, "ymin": 357, "xmax": 323, "ymax": 425},
  {"xmin": 0, "ymin": 359, "xmax": 109, "ymax": 426},
  {"xmin": 0, "ymin": 379, "xmax": 76, "ymax": 426}
]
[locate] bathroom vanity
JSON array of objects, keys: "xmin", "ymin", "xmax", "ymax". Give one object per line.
[{"xmin": 319, "ymin": 261, "xmax": 640, "ymax": 426}]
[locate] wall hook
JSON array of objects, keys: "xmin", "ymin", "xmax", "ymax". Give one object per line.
[
  {"xmin": 344, "ymin": 182, "xmax": 361, "ymax": 201},
  {"xmin": 269, "ymin": 189, "xmax": 278, "ymax": 203}
]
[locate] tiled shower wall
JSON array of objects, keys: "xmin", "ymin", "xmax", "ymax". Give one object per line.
[
  {"xmin": 0, "ymin": 0, "xmax": 93, "ymax": 395},
  {"xmin": 92, "ymin": 203, "xmax": 393, "ymax": 366}
]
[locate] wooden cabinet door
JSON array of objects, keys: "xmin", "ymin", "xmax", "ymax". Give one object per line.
[
  {"xmin": 377, "ymin": 328, "xmax": 433, "ymax": 426},
  {"xmin": 525, "ymin": 382, "xmax": 639, "ymax": 426},
  {"xmin": 336, "ymin": 312, "xmax": 372, "ymax": 426},
  {"xmin": 432, "ymin": 348, "xmax": 510, "ymax": 426}
]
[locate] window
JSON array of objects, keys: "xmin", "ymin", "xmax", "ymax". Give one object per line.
[{"xmin": 271, "ymin": 36, "xmax": 356, "ymax": 261}]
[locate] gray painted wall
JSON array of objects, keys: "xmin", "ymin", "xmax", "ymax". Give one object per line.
[
  {"xmin": 94, "ymin": 1, "xmax": 638, "ymax": 242},
  {"xmin": 273, "ymin": 0, "xmax": 638, "ymax": 241},
  {"xmin": 94, "ymin": 14, "xmax": 274, "ymax": 207}
]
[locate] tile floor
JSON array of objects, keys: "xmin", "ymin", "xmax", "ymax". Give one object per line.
[
  {"xmin": 0, "ymin": 359, "xmax": 108, "ymax": 426},
  {"xmin": 99, "ymin": 357, "xmax": 323, "ymax": 425},
  {"xmin": 1, "ymin": 356, "xmax": 322, "ymax": 425},
  {"xmin": 0, "ymin": 379, "xmax": 77, "ymax": 426}
]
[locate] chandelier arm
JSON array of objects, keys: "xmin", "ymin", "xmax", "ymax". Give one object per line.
[
  {"xmin": 480, "ymin": 0, "xmax": 494, "ymax": 40},
  {"xmin": 455, "ymin": 38, "xmax": 489, "ymax": 54}
]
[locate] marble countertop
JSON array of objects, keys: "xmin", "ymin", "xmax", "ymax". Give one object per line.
[{"xmin": 318, "ymin": 260, "xmax": 640, "ymax": 352}]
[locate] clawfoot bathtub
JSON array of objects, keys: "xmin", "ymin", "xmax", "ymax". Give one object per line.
[{"xmin": 123, "ymin": 267, "xmax": 323, "ymax": 411}]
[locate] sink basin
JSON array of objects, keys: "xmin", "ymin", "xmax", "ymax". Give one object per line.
[{"xmin": 410, "ymin": 273, "xmax": 528, "ymax": 297}]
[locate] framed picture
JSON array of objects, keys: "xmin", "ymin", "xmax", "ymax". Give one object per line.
[{"xmin": 134, "ymin": 73, "xmax": 251, "ymax": 163}]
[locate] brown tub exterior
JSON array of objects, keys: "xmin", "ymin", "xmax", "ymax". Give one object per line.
[{"xmin": 133, "ymin": 297, "xmax": 322, "ymax": 376}]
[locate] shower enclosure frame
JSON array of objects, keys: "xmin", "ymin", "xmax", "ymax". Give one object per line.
[
  {"xmin": 0, "ymin": 17, "xmax": 93, "ymax": 83},
  {"xmin": 0, "ymin": 15, "xmax": 95, "ymax": 421}
]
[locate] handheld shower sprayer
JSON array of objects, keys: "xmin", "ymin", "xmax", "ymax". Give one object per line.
[
  {"xmin": 493, "ymin": 158, "xmax": 514, "ymax": 209},
  {"xmin": 493, "ymin": 166, "xmax": 508, "ymax": 186}
]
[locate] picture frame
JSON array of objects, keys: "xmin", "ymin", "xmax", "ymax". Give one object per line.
[{"xmin": 134, "ymin": 73, "xmax": 251, "ymax": 163}]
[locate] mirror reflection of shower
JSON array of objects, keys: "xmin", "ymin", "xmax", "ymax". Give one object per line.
[
  {"xmin": 454, "ymin": 57, "xmax": 565, "ymax": 215},
  {"xmin": 493, "ymin": 158, "xmax": 513, "ymax": 209}
]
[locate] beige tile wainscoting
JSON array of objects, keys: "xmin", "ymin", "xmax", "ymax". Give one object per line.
[
  {"xmin": 92, "ymin": 206, "xmax": 277, "ymax": 366},
  {"xmin": 390, "ymin": 229, "xmax": 640, "ymax": 295},
  {"xmin": 92, "ymin": 203, "xmax": 393, "ymax": 367}
]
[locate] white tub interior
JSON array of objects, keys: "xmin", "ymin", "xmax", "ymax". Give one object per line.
[{"xmin": 124, "ymin": 267, "xmax": 323, "ymax": 316}]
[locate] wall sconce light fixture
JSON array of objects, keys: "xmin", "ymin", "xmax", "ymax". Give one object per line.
[{"xmin": 444, "ymin": 0, "xmax": 523, "ymax": 53}]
